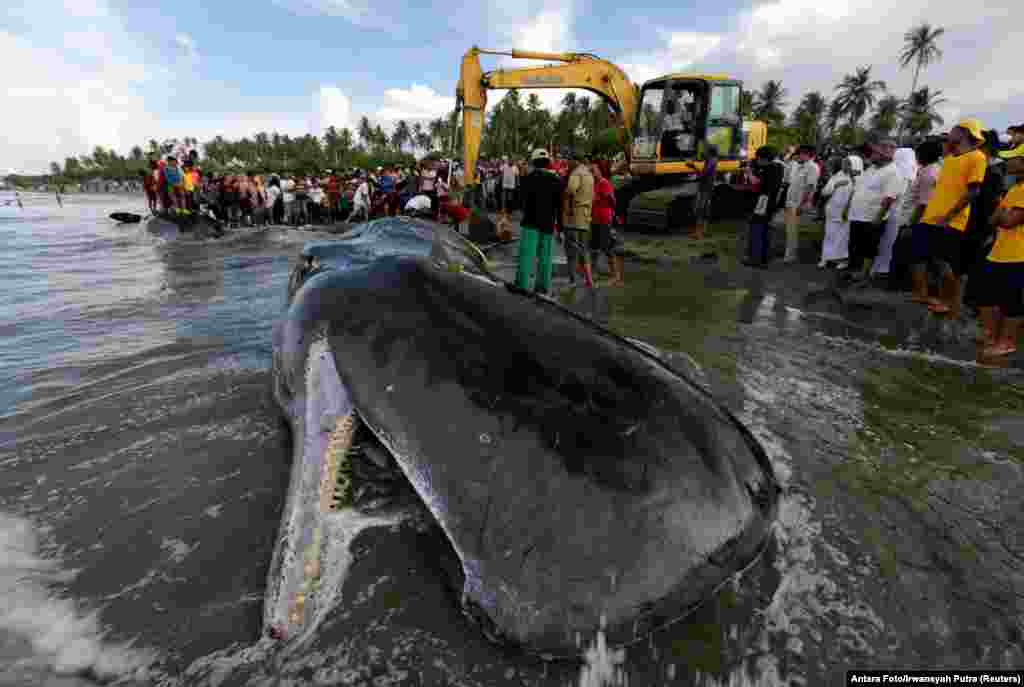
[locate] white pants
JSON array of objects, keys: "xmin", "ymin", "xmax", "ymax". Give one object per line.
[
  {"xmin": 871, "ymin": 212, "xmax": 902, "ymax": 275},
  {"xmin": 784, "ymin": 207, "xmax": 800, "ymax": 261},
  {"xmin": 821, "ymin": 214, "xmax": 850, "ymax": 262}
]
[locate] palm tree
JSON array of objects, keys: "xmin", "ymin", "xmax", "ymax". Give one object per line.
[
  {"xmin": 791, "ymin": 91, "xmax": 827, "ymax": 145},
  {"xmin": 898, "ymin": 23, "xmax": 944, "ymax": 142},
  {"xmin": 392, "ymin": 120, "xmax": 411, "ymax": 153},
  {"xmin": 373, "ymin": 125, "xmax": 388, "ymax": 152},
  {"xmin": 752, "ymin": 80, "xmax": 788, "ymax": 126},
  {"xmin": 901, "ymin": 87, "xmax": 946, "ymax": 139},
  {"xmin": 415, "ymin": 131, "xmax": 431, "ymax": 154},
  {"xmin": 411, "ymin": 122, "xmax": 424, "ymax": 155},
  {"xmin": 428, "ymin": 118, "xmax": 445, "ymax": 151},
  {"xmin": 358, "ymin": 116, "xmax": 373, "ymax": 150},
  {"xmin": 899, "ymin": 23, "xmax": 945, "ymax": 99},
  {"xmin": 834, "ymin": 66, "xmax": 887, "ymax": 129},
  {"xmin": 870, "ymin": 95, "xmax": 903, "ymax": 137},
  {"xmin": 739, "ymin": 89, "xmax": 756, "ymax": 119}
]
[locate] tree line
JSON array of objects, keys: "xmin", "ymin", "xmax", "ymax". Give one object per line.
[
  {"xmin": 747, "ymin": 23, "xmax": 947, "ymax": 149},
  {"xmin": 29, "ymin": 22, "xmax": 947, "ymax": 187}
]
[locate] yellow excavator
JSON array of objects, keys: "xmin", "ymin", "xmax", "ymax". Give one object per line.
[{"xmin": 456, "ymin": 46, "xmax": 768, "ymax": 231}]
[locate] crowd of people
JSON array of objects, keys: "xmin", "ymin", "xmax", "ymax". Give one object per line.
[
  {"xmin": 139, "ymin": 149, "xmax": 590, "ymax": 230},
  {"xmin": 139, "ymin": 120, "xmax": 1024, "ymax": 357},
  {"xmin": 142, "ymin": 153, "xmax": 469, "ymax": 228},
  {"xmin": 512, "ymin": 150, "xmax": 624, "ymax": 294},
  {"xmin": 741, "ymin": 119, "xmax": 1024, "ymax": 358},
  {"xmin": 139, "ymin": 147, "xmax": 625, "ymax": 291}
]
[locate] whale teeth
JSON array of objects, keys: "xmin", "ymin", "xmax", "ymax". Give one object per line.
[{"xmin": 323, "ymin": 413, "xmax": 356, "ymax": 512}]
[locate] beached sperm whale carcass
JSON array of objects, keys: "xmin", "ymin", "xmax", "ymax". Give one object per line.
[{"xmin": 268, "ymin": 217, "xmax": 781, "ymax": 656}]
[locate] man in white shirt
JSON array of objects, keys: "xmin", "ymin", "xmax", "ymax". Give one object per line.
[
  {"xmin": 281, "ymin": 177, "xmax": 297, "ymax": 226},
  {"xmin": 501, "ymin": 157, "xmax": 518, "ymax": 212},
  {"xmin": 783, "ymin": 146, "xmax": 821, "ymax": 262},
  {"xmin": 352, "ymin": 174, "xmax": 371, "ymax": 222},
  {"xmin": 846, "ymin": 139, "xmax": 904, "ymax": 280},
  {"xmin": 264, "ymin": 180, "xmax": 281, "ymax": 225}
]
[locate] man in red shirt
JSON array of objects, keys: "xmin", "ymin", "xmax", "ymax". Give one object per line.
[{"xmin": 590, "ymin": 161, "xmax": 624, "ymax": 286}]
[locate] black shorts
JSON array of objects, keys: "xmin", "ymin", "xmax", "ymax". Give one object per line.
[
  {"xmin": 959, "ymin": 234, "xmax": 992, "ymax": 276},
  {"xmin": 849, "ymin": 220, "xmax": 885, "ymax": 263},
  {"xmin": 695, "ymin": 189, "xmax": 713, "ymax": 220},
  {"xmin": 590, "ymin": 224, "xmax": 611, "ymax": 252},
  {"xmin": 972, "ymin": 259, "xmax": 1024, "ymax": 317},
  {"xmin": 911, "ymin": 223, "xmax": 964, "ymax": 272}
]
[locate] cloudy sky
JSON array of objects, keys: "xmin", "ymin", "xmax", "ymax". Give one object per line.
[{"xmin": 2, "ymin": 0, "xmax": 1019, "ymax": 173}]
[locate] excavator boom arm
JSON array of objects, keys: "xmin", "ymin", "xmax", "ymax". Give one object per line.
[{"xmin": 457, "ymin": 47, "xmax": 637, "ymax": 186}]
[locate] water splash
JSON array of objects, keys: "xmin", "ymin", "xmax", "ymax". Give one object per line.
[
  {"xmin": 577, "ymin": 615, "xmax": 627, "ymax": 687},
  {"xmin": 0, "ymin": 511, "xmax": 155, "ymax": 683}
]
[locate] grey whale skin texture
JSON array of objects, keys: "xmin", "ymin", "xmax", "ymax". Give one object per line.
[
  {"xmin": 272, "ymin": 218, "xmax": 781, "ymax": 655},
  {"xmin": 145, "ymin": 213, "xmax": 224, "ymax": 240}
]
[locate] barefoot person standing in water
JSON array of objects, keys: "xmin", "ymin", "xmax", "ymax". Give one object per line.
[{"xmin": 972, "ymin": 142, "xmax": 1024, "ymax": 357}]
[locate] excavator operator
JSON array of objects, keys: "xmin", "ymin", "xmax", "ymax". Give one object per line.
[{"xmin": 662, "ymin": 84, "xmax": 701, "ymax": 159}]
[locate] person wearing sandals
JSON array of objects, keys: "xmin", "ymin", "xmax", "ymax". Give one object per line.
[{"xmin": 973, "ymin": 143, "xmax": 1024, "ymax": 357}]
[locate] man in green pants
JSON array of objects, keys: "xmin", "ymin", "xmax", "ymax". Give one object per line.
[{"xmin": 515, "ymin": 149, "xmax": 564, "ymax": 294}]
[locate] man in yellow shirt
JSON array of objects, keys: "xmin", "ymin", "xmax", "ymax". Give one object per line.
[
  {"xmin": 182, "ymin": 161, "xmax": 196, "ymax": 213},
  {"xmin": 909, "ymin": 119, "xmax": 988, "ymax": 317},
  {"xmin": 563, "ymin": 152, "xmax": 595, "ymax": 287},
  {"xmin": 974, "ymin": 143, "xmax": 1024, "ymax": 357}
]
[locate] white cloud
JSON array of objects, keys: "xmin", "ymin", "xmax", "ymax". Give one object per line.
[
  {"xmin": 174, "ymin": 33, "xmax": 198, "ymax": 60},
  {"xmin": 616, "ymin": 0, "xmax": 1019, "ymax": 132},
  {"xmin": 0, "ymin": 4, "xmax": 153, "ymax": 173},
  {"xmin": 619, "ymin": 30, "xmax": 725, "ymax": 85},
  {"xmin": 376, "ymin": 84, "xmax": 455, "ymax": 122},
  {"xmin": 270, "ymin": 0, "xmax": 369, "ymax": 23},
  {"xmin": 435, "ymin": 0, "xmax": 593, "ymax": 123},
  {"xmin": 312, "ymin": 86, "xmax": 354, "ymax": 133}
]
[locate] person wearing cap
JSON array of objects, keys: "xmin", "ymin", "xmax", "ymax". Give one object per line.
[
  {"xmin": 563, "ymin": 152, "xmax": 596, "ymax": 287},
  {"xmin": 909, "ymin": 119, "xmax": 989, "ymax": 316},
  {"xmin": 962, "ymin": 130, "xmax": 1009, "ymax": 307},
  {"xmin": 514, "ymin": 148, "xmax": 564, "ymax": 295},
  {"xmin": 972, "ymin": 143, "xmax": 1024, "ymax": 356}
]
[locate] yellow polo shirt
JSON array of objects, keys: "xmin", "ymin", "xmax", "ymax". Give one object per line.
[
  {"xmin": 987, "ymin": 183, "xmax": 1024, "ymax": 263},
  {"xmin": 922, "ymin": 149, "xmax": 987, "ymax": 231}
]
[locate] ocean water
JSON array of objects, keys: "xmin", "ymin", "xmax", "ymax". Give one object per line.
[{"xmin": 0, "ymin": 191, "xmax": 1021, "ymax": 686}]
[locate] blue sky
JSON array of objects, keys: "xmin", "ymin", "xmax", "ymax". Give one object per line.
[{"xmin": 2, "ymin": 0, "xmax": 1020, "ymax": 172}]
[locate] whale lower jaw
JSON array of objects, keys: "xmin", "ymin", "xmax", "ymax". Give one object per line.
[{"xmin": 263, "ymin": 338, "xmax": 404, "ymax": 649}]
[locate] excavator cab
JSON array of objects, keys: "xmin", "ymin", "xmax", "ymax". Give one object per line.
[
  {"xmin": 623, "ymin": 76, "xmax": 751, "ymax": 231},
  {"xmin": 632, "ymin": 77, "xmax": 743, "ymax": 167}
]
